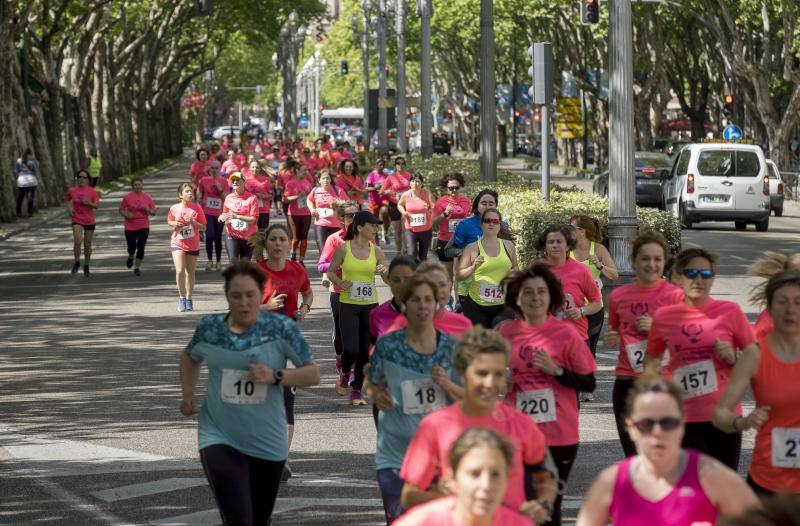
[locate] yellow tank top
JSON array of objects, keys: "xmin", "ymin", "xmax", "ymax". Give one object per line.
[
  {"xmin": 341, "ymin": 241, "xmax": 378, "ymax": 305},
  {"xmin": 469, "ymin": 239, "xmax": 512, "ymax": 306}
]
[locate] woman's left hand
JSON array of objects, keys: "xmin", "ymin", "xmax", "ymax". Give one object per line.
[
  {"xmin": 249, "ymin": 364, "xmax": 276, "ymax": 384},
  {"xmin": 520, "ymin": 499, "xmax": 549, "ymax": 525},
  {"xmin": 294, "ymin": 305, "xmax": 310, "ymax": 321},
  {"xmin": 532, "ymin": 350, "xmax": 559, "ymax": 376},
  {"xmin": 714, "ymin": 339, "xmax": 737, "ymax": 365},
  {"xmin": 375, "ymin": 264, "xmax": 387, "ymax": 275},
  {"xmin": 430, "ymin": 364, "xmax": 449, "ymax": 386},
  {"xmin": 565, "ymin": 306, "xmax": 582, "ymax": 321}
]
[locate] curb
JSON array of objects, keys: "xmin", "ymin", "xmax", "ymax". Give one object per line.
[{"xmin": 0, "ymin": 157, "xmax": 186, "ymax": 242}]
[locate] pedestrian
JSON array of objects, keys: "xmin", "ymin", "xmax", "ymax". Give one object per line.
[
  {"xmin": 118, "ymin": 177, "xmax": 157, "ymax": 276},
  {"xmin": 500, "ymin": 263, "xmax": 597, "ymax": 526},
  {"xmin": 168, "ymin": 182, "xmax": 206, "ymax": 312},
  {"xmin": 327, "ymin": 211, "xmax": 389, "ymax": 405},
  {"xmin": 397, "ymin": 173, "xmax": 435, "ymax": 263},
  {"xmin": 399, "ymin": 326, "xmax": 557, "ymax": 525},
  {"xmin": 456, "ymin": 209, "xmax": 518, "ymax": 328},
  {"xmin": 220, "ymin": 172, "xmax": 258, "ymax": 263},
  {"xmin": 197, "ymin": 162, "xmax": 228, "ymax": 271},
  {"xmin": 382, "ymin": 157, "xmax": 412, "ymax": 251},
  {"xmin": 576, "ymin": 376, "xmax": 759, "ymax": 526},
  {"xmin": 190, "ymin": 148, "xmax": 210, "ymax": 189},
  {"xmin": 394, "ymin": 429, "xmax": 534, "ymax": 526},
  {"xmin": 308, "ymin": 170, "xmax": 347, "ymax": 253},
  {"xmin": 180, "ymin": 260, "xmax": 320, "ymax": 525},
  {"xmin": 15, "ymin": 148, "xmax": 38, "ymax": 217},
  {"xmin": 335, "ymin": 159, "xmax": 366, "ymax": 209},
  {"xmin": 432, "ymin": 173, "xmax": 472, "ymax": 283},
  {"xmin": 365, "ymin": 159, "xmax": 391, "ymax": 242},
  {"xmin": 221, "ymin": 149, "xmax": 239, "ymax": 177},
  {"xmin": 746, "ymin": 251, "xmax": 800, "ymax": 340},
  {"xmin": 713, "ymin": 271, "xmax": 800, "ymax": 495},
  {"xmin": 603, "ymin": 231, "xmax": 683, "ymax": 456},
  {"xmin": 67, "ymin": 169, "xmax": 100, "ymax": 276},
  {"xmin": 86, "ymin": 147, "xmax": 101, "ymax": 187},
  {"xmin": 365, "ymin": 273, "xmax": 462, "ymax": 523},
  {"xmin": 245, "ymin": 160, "xmax": 272, "ymax": 230},
  {"xmin": 645, "ymin": 248, "xmax": 758, "ymax": 470},
  {"xmin": 284, "ymin": 164, "xmax": 314, "ymax": 265}
]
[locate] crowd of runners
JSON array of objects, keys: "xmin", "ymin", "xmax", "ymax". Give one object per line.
[{"xmin": 61, "ymin": 133, "xmax": 800, "ymax": 525}]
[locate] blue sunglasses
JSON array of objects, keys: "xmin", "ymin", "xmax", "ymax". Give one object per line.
[{"xmin": 682, "ymin": 268, "xmax": 714, "ymax": 280}]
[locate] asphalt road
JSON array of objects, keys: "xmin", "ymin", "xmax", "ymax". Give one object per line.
[{"xmin": 1, "ymin": 156, "xmax": 798, "ymax": 526}]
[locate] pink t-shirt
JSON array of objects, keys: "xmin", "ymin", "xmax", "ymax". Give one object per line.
[
  {"xmin": 309, "ymin": 185, "xmax": 347, "ymax": 227},
  {"xmin": 647, "ymin": 299, "xmax": 756, "ymax": 422},
  {"xmin": 120, "ymin": 191, "xmax": 155, "ymax": 231},
  {"xmin": 67, "ymin": 186, "xmax": 100, "ymax": 226},
  {"xmin": 400, "ymin": 403, "xmax": 546, "ymax": 513},
  {"xmin": 500, "ymin": 317, "xmax": 596, "ymax": 446},
  {"xmin": 220, "ymin": 160, "xmax": 239, "ymax": 176},
  {"xmin": 544, "ymin": 258, "xmax": 602, "ymax": 339},
  {"xmin": 245, "ymin": 177, "xmax": 272, "ymax": 214},
  {"xmin": 197, "ymin": 175, "xmax": 227, "ymax": 216},
  {"xmin": 318, "ymin": 229, "xmax": 346, "ymax": 293},
  {"xmin": 370, "ymin": 300, "xmax": 403, "ymax": 340},
  {"xmin": 335, "ymin": 173, "xmax": 366, "ymax": 205},
  {"xmin": 401, "ymin": 190, "xmax": 433, "ymax": 232},
  {"xmin": 222, "ymin": 192, "xmax": 258, "ymax": 240},
  {"xmin": 753, "ymin": 309, "xmax": 773, "ymax": 342},
  {"xmin": 365, "ymin": 170, "xmax": 388, "ymax": 206},
  {"xmin": 285, "ymin": 178, "xmax": 313, "ymax": 216},
  {"xmin": 189, "ymin": 160, "xmax": 209, "ymax": 186},
  {"xmin": 394, "ymin": 496, "xmax": 533, "ymax": 526},
  {"xmin": 433, "ymin": 195, "xmax": 472, "ymax": 241},
  {"xmin": 608, "ymin": 280, "xmax": 683, "ymax": 377},
  {"xmin": 386, "ymin": 311, "xmax": 473, "ymax": 341},
  {"xmin": 168, "ymin": 202, "xmax": 206, "ymax": 252},
  {"xmin": 381, "ymin": 172, "xmax": 411, "ymax": 204}
]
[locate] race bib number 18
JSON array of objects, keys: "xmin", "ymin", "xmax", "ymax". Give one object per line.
[
  {"xmin": 674, "ymin": 360, "xmax": 717, "ymax": 399},
  {"xmin": 220, "ymin": 369, "xmax": 267, "ymax": 405},
  {"xmin": 772, "ymin": 427, "xmax": 800, "ymax": 468},
  {"xmin": 516, "ymin": 388, "xmax": 557, "ymax": 424},
  {"xmin": 401, "ymin": 378, "xmax": 446, "ymax": 415}
]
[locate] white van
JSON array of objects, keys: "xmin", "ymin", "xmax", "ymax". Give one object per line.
[{"xmin": 661, "ymin": 143, "xmax": 770, "ymax": 231}]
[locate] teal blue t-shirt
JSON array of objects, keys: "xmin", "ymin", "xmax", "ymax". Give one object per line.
[
  {"xmin": 185, "ymin": 311, "xmax": 313, "ymax": 461},
  {"xmin": 369, "ymin": 329, "xmax": 459, "ymax": 470}
]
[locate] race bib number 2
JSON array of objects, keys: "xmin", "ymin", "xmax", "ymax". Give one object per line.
[
  {"xmin": 220, "ymin": 369, "xmax": 267, "ymax": 405},
  {"xmin": 674, "ymin": 360, "xmax": 717, "ymax": 399},
  {"xmin": 401, "ymin": 378, "xmax": 446, "ymax": 415},
  {"xmin": 772, "ymin": 427, "xmax": 800, "ymax": 468},
  {"xmin": 626, "ymin": 341, "xmax": 669, "ymax": 373},
  {"xmin": 516, "ymin": 388, "xmax": 557, "ymax": 424}
]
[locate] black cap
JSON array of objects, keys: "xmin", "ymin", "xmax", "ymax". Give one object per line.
[{"xmin": 353, "ymin": 210, "xmax": 382, "ymax": 226}]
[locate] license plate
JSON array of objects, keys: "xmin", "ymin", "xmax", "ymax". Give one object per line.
[
  {"xmin": 700, "ymin": 194, "xmax": 730, "ymax": 203},
  {"xmin": 637, "ymin": 179, "xmax": 661, "ymax": 185}
]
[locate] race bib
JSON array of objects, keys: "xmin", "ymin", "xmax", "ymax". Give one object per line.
[
  {"xmin": 230, "ymin": 218, "xmax": 247, "ymax": 231},
  {"xmin": 772, "ymin": 427, "xmax": 800, "ymax": 468},
  {"xmin": 516, "ymin": 388, "xmax": 557, "ymax": 424},
  {"xmin": 296, "ymin": 196, "xmax": 307, "ymax": 209},
  {"xmin": 220, "ymin": 369, "xmax": 267, "ymax": 405},
  {"xmin": 318, "ymin": 207, "xmax": 334, "ymax": 218},
  {"xmin": 400, "ymin": 378, "xmax": 447, "ymax": 415},
  {"xmin": 557, "ymin": 293, "xmax": 575, "ymax": 320},
  {"xmin": 478, "ymin": 283, "xmax": 504, "ymax": 304},
  {"xmin": 349, "ymin": 281, "xmax": 376, "ymax": 302},
  {"xmin": 626, "ymin": 341, "xmax": 647, "ymax": 373},
  {"xmin": 448, "ymin": 219, "xmax": 461, "ymax": 232},
  {"xmin": 206, "ymin": 197, "xmax": 222, "ymax": 210},
  {"xmin": 674, "ymin": 360, "xmax": 717, "ymax": 399},
  {"xmin": 409, "ymin": 213, "xmax": 427, "ymax": 227},
  {"xmin": 177, "ymin": 225, "xmax": 195, "ymax": 240}
]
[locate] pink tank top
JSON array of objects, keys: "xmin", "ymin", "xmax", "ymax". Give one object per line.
[{"xmin": 609, "ymin": 450, "xmax": 717, "ymax": 526}]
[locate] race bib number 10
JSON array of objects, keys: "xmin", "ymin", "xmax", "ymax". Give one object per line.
[
  {"xmin": 401, "ymin": 378, "xmax": 446, "ymax": 415},
  {"xmin": 220, "ymin": 369, "xmax": 267, "ymax": 405}
]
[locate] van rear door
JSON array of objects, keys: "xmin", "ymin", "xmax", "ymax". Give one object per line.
[
  {"xmin": 730, "ymin": 148, "xmax": 766, "ymax": 212},
  {"xmin": 694, "ymin": 148, "xmax": 738, "ymax": 211}
]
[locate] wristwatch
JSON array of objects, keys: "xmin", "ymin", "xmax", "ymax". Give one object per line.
[
  {"xmin": 580, "ymin": 307, "xmax": 587, "ymax": 316},
  {"xmin": 300, "ymin": 302, "xmax": 312, "ymax": 311},
  {"xmin": 537, "ymin": 499, "xmax": 554, "ymax": 520},
  {"xmin": 554, "ymin": 366, "xmax": 565, "ymax": 377},
  {"xmin": 273, "ymin": 368, "xmax": 284, "ymax": 385}
]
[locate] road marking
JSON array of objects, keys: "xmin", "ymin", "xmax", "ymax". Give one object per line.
[
  {"xmin": 150, "ymin": 509, "xmax": 219, "ymax": 526},
  {"xmin": 29, "ymin": 474, "xmax": 137, "ymax": 526},
  {"xmin": 92, "ymin": 477, "xmax": 208, "ymax": 502}
]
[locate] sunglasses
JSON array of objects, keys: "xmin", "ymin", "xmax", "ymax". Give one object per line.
[
  {"xmin": 483, "ymin": 218, "xmax": 501, "ymax": 225},
  {"xmin": 682, "ymin": 268, "xmax": 714, "ymax": 280},
  {"xmin": 447, "ymin": 185, "xmax": 460, "ymax": 191},
  {"xmin": 631, "ymin": 417, "xmax": 682, "ymax": 434}
]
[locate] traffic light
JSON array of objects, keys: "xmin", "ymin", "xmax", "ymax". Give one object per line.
[
  {"xmin": 340, "ymin": 60, "xmax": 349, "ymax": 75},
  {"xmin": 724, "ymin": 93, "xmax": 734, "ymax": 114},
  {"xmin": 581, "ymin": 0, "xmax": 599, "ymax": 24},
  {"xmin": 446, "ymin": 108, "xmax": 453, "ymax": 119},
  {"xmin": 514, "ymin": 110, "xmax": 520, "ymax": 120},
  {"xmin": 533, "ymin": 110, "xmax": 541, "ymax": 123}
]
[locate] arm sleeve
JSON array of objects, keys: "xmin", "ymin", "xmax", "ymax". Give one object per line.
[
  {"xmin": 299, "ymin": 268, "xmax": 311, "ymax": 293},
  {"xmin": 522, "ymin": 418, "xmax": 547, "ymax": 465},
  {"xmin": 432, "ymin": 198, "xmax": 444, "ymax": 216},
  {"xmin": 196, "ymin": 207, "xmax": 207, "ymax": 225},
  {"xmin": 555, "ymin": 370, "xmax": 596, "ymax": 392}
]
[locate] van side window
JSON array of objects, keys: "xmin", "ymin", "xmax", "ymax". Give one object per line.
[
  {"xmin": 673, "ymin": 150, "xmax": 690, "ymax": 177},
  {"xmin": 735, "ymin": 151, "xmax": 760, "ymax": 178}
]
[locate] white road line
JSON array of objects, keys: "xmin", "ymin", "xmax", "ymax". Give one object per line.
[
  {"xmin": 92, "ymin": 477, "xmax": 208, "ymax": 502},
  {"xmin": 150, "ymin": 509, "xmax": 220, "ymax": 526},
  {"xmin": 29, "ymin": 475, "xmax": 137, "ymax": 526}
]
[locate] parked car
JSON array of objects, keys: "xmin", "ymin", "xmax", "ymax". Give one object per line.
[
  {"xmin": 370, "ymin": 128, "xmax": 399, "ymax": 152},
  {"xmin": 661, "ymin": 142, "xmax": 770, "ymax": 231},
  {"xmin": 766, "ymin": 160, "xmax": 785, "ymax": 217},
  {"xmin": 432, "ymin": 131, "xmax": 452, "ymax": 155},
  {"xmin": 592, "ymin": 151, "xmax": 672, "ymax": 206},
  {"xmin": 212, "ymin": 125, "xmax": 240, "ymax": 140}
]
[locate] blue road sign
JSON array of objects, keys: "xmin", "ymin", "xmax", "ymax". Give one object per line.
[{"xmin": 723, "ymin": 124, "xmax": 743, "ymax": 140}]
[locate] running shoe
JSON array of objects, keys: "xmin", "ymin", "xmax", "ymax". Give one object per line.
[
  {"xmin": 335, "ymin": 355, "xmax": 343, "ymax": 377},
  {"xmin": 281, "ymin": 463, "xmax": 293, "ymax": 482},
  {"xmin": 134, "ymin": 268, "xmax": 141, "ymax": 276},
  {"xmin": 83, "ymin": 265, "xmax": 90, "ymax": 277},
  {"xmin": 126, "ymin": 257, "xmax": 133, "ymax": 269},
  {"xmin": 580, "ymin": 392, "xmax": 594, "ymax": 402},
  {"xmin": 186, "ymin": 299, "xmax": 194, "ymax": 311},
  {"xmin": 350, "ymin": 389, "xmax": 366, "ymax": 406},
  {"xmin": 71, "ymin": 261, "xmax": 80, "ymax": 274},
  {"xmin": 178, "ymin": 298, "xmax": 187, "ymax": 312},
  {"xmin": 335, "ymin": 370, "xmax": 349, "ymax": 396},
  {"xmin": 205, "ymin": 261, "xmax": 214, "ymax": 271}
]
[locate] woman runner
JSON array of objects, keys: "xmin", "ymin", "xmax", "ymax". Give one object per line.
[
  {"xmin": 197, "ymin": 161, "xmax": 228, "ymax": 271},
  {"xmin": 118, "ymin": 177, "xmax": 156, "ymax": 276},
  {"xmin": 308, "ymin": 170, "xmax": 347, "ymax": 253},
  {"xmin": 220, "ymin": 172, "xmax": 258, "ymax": 263},
  {"xmin": 168, "ymin": 183, "xmax": 206, "ymax": 312},
  {"xmin": 397, "ymin": 173, "xmax": 434, "ymax": 263},
  {"xmin": 432, "ymin": 173, "xmax": 472, "ymax": 283},
  {"xmin": 284, "ymin": 164, "xmax": 314, "ymax": 265},
  {"xmin": 67, "ymin": 169, "xmax": 100, "ymax": 276}
]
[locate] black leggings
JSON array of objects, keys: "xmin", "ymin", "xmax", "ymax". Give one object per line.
[
  {"xmin": 315, "ymin": 224, "xmax": 340, "ymax": 254},
  {"xmin": 289, "ymin": 214, "xmax": 311, "ymax": 241},
  {"xmin": 200, "ymin": 444, "xmax": 285, "ymax": 526},
  {"xmin": 284, "ymin": 386, "xmax": 295, "ymax": 425},
  {"xmin": 586, "ymin": 309, "xmax": 604, "ymax": 358},
  {"xmin": 545, "ymin": 444, "xmax": 580, "ymax": 526},
  {"xmin": 461, "ymin": 295, "xmax": 507, "ymax": 328},
  {"xmin": 206, "ymin": 215, "xmax": 223, "ymax": 262},
  {"xmin": 612, "ymin": 377, "xmax": 637, "ymax": 458},
  {"xmin": 124, "ymin": 228, "xmax": 149, "ymax": 261},
  {"xmin": 330, "ymin": 292, "xmax": 343, "ymax": 357},
  {"xmin": 403, "ymin": 229, "xmax": 433, "ymax": 262},
  {"xmin": 682, "ymin": 421, "xmax": 742, "ymax": 470},
  {"xmin": 258, "ymin": 213, "xmax": 270, "ymax": 230},
  {"xmin": 339, "ymin": 301, "xmax": 376, "ymax": 390},
  {"xmin": 224, "ymin": 231, "xmax": 254, "ymax": 263},
  {"xmin": 16, "ymin": 186, "xmax": 36, "ymax": 216}
]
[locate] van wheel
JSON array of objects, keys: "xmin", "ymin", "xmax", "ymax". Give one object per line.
[
  {"xmin": 735, "ymin": 221, "xmax": 747, "ymax": 231},
  {"xmin": 679, "ymin": 201, "xmax": 692, "ymax": 229},
  {"xmin": 756, "ymin": 217, "xmax": 769, "ymax": 232}
]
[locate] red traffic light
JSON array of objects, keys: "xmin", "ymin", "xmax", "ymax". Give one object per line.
[
  {"xmin": 533, "ymin": 111, "xmax": 541, "ymax": 123},
  {"xmin": 514, "ymin": 111, "xmax": 520, "ymax": 118},
  {"xmin": 724, "ymin": 94, "xmax": 734, "ymax": 105}
]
